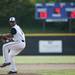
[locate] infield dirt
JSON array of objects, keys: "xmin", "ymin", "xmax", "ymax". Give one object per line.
[{"xmin": 0, "ymin": 63, "xmax": 75, "ymax": 75}]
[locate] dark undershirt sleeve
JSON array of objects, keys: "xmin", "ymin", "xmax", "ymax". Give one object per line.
[{"xmin": 10, "ymin": 28, "xmax": 17, "ymax": 35}]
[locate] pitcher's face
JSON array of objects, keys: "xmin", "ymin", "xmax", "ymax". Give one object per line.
[{"xmin": 9, "ymin": 21, "xmax": 16, "ymax": 27}]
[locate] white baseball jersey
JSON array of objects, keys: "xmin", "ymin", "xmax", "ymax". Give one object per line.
[
  {"xmin": 2, "ymin": 24, "xmax": 26, "ymax": 72},
  {"xmin": 2, "ymin": 17, "xmax": 26, "ymax": 73},
  {"xmin": 11, "ymin": 24, "xmax": 25, "ymax": 42}
]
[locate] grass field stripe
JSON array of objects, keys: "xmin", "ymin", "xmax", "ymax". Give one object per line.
[{"xmin": 0, "ymin": 56, "xmax": 75, "ymax": 64}]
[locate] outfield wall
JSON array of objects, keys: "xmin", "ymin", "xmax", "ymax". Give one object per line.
[
  {"xmin": 21, "ymin": 33, "xmax": 75, "ymax": 55},
  {"xmin": 0, "ymin": 33, "xmax": 75, "ymax": 55}
]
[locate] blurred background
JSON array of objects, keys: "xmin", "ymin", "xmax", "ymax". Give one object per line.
[
  {"xmin": 0, "ymin": 0, "xmax": 75, "ymax": 55},
  {"xmin": 0, "ymin": 0, "xmax": 75, "ymax": 33},
  {"xmin": 0, "ymin": 1, "xmax": 75, "ymax": 75}
]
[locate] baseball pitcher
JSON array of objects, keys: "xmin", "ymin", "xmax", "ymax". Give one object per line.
[{"xmin": 0, "ymin": 17, "xmax": 26, "ymax": 74}]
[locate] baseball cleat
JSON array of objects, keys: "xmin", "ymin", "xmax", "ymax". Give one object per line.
[
  {"xmin": 0, "ymin": 63, "xmax": 11, "ymax": 68},
  {"xmin": 8, "ymin": 71, "xmax": 17, "ymax": 74}
]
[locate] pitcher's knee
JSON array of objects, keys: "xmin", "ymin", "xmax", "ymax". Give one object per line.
[
  {"xmin": 3, "ymin": 44, "xmax": 6, "ymax": 50},
  {"xmin": 2, "ymin": 44, "xmax": 9, "ymax": 50},
  {"xmin": 9, "ymin": 53, "xmax": 15, "ymax": 57}
]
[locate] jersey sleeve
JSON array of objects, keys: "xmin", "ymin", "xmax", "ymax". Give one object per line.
[{"xmin": 10, "ymin": 28, "xmax": 17, "ymax": 35}]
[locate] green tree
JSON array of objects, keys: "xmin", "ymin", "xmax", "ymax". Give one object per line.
[
  {"xmin": 0, "ymin": 0, "xmax": 34, "ymax": 29},
  {"xmin": 0, "ymin": 0, "xmax": 33, "ymax": 17}
]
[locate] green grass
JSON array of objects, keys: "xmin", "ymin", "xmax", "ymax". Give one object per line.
[
  {"xmin": 36, "ymin": 69, "xmax": 75, "ymax": 75},
  {"xmin": 0, "ymin": 56, "xmax": 75, "ymax": 75},
  {"xmin": 15, "ymin": 56, "xmax": 75, "ymax": 64},
  {"xmin": 0, "ymin": 56, "xmax": 75, "ymax": 64}
]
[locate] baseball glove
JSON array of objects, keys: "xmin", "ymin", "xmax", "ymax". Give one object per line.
[{"xmin": 0, "ymin": 34, "xmax": 9, "ymax": 42}]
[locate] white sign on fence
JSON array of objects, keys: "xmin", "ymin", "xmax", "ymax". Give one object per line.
[{"xmin": 39, "ymin": 40, "xmax": 62, "ymax": 53}]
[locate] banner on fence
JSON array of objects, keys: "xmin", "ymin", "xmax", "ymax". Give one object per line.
[{"xmin": 39, "ymin": 40, "xmax": 62, "ymax": 53}]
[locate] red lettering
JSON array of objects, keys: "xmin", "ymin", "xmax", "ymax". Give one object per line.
[
  {"xmin": 40, "ymin": 12, "xmax": 48, "ymax": 19},
  {"xmin": 70, "ymin": 11, "xmax": 75, "ymax": 18}
]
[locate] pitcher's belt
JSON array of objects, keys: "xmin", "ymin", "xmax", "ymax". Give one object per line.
[{"xmin": 22, "ymin": 40, "xmax": 24, "ymax": 42}]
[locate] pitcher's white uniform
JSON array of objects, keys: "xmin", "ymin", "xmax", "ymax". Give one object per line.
[{"xmin": 2, "ymin": 18, "xmax": 26, "ymax": 72}]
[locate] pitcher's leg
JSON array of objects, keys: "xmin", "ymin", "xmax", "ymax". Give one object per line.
[
  {"xmin": 8, "ymin": 49, "xmax": 23, "ymax": 72},
  {"xmin": 0, "ymin": 44, "xmax": 11, "ymax": 68},
  {"xmin": 2, "ymin": 44, "xmax": 11, "ymax": 63},
  {"xmin": 9, "ymin": 53, "xmax": 17, "ymax": 72},
  {"xmin": 2, "ymin": 42, "xmax": 19, "ymax": 63}
]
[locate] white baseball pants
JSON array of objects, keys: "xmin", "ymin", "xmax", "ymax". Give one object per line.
[{"xmin": 2, "ymin": 41, "xmax": 25, "ymax": 72}]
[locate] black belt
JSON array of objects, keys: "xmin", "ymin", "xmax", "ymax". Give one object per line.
[{"xmin": 22, "ymin": 40, "xmax": 24, "ymax": 42}]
